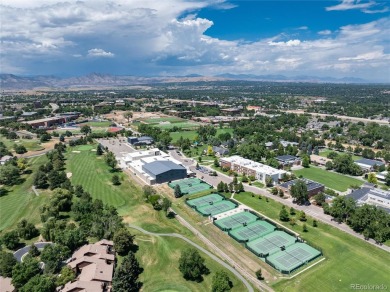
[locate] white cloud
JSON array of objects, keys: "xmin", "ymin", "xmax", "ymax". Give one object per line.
[
  {"xmin": 318, "ymin": 30, "xmax": 332, "ymax": 35},
  {"xmin": 326, "ymin": 0, "xmax": 389, "ymax": 14},
  {"xmin": 0, "ymin": 0, "xmax": 389, "ymax": 81},
  {"xmin": 87, "ymin": 48, "xmax": 114, "ymax": 58}
]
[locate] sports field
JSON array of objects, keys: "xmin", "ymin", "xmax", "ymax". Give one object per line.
[
  {"xmin": 292, "ymin": 166, "xmax": 363, "ymax": 191},
  {"xmin": 247, "ymin": 231, "xmax": 297, "ymax": 257},
  {"xmin": 65, "ymin": 148, "xmax": 247, "ymax": 291},
  {"xmin": 197, "ymin": 200, "xmax": 237, "ymax": 216},
  {"xmin": 169, "ymin": 178, "xmax": 212, "ymax": 195},
  {"xmin": 229, "ymin": 220, "xmax": 275, "ymax": 242},
  {"xmin": 186, "ymin": 193, "xmax": 225, "ymax": 209},
  {"xmin": 143, "ymin": 117, "xmax": 184, "ymax": 124},
  {"xmin": 156, "ymin": 121, "xmax": 200, "ymax": 130},
  {"xmin": 77, "ymin": 121, "xmax": 113, "ymax": 127},
  {"xmin": 0, "ymin": 155, "xmax": 49, "ymax": 232},
  {"xmin": 214, "ymin": 211, "xmax": 258, "ymax": 231},
  {"xmin": 76, "ymin": 145, "xmax": 94, "ymax": 151},
  {"xmin": 234, "ymin": 193, "xmax": 390, "ymax": 291}
]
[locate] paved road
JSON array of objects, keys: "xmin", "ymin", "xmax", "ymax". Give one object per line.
[
  {"xmin": 168, "ymin": 151, "xmax": 390, "ymax": 253},
  {"xmin": 13, "ymin": 242, "xmax": 52, "ymax": 262},
  {"xmin": 128, "ymin": 224, "xmax": 257, "ymax": 292}
]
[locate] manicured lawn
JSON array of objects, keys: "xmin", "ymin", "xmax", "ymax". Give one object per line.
[
  {"xmin": 293, "ymin": 166, "xmax": 363, "ymax": 191},
  {"xmin": 156, "ymin": 121, "xmax": 200, "ymax": 130},
  {"xmin": 170, "ymin": 128, "xmax": 233, "ymax": 143},
  {"xmin": 0, "ymin": 155, "xmax": 49, "ymax": 232},
  {"xmin": 319, "ymin": 149, "xmax": 361, "ymax": 161},
  {"xmin": 234, "ymin": 193, "xmax": 390, "ymax": 292},
  {"xmin": 143, "ymin": 117, "xmax": 184, "ymax": 124},
  {"xmin": 0, "ymin": 136, "xmax": 44, "ymax": 152},
  {"xmin": 65, "ymin": 147, "xmax": 247, "ymax": 291},
  {"xmin": 134, "ymin": 232, "xmax": 246, "ymax": 292}
]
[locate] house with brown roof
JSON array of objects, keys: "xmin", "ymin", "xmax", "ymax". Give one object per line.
[{"xmin": 60, "ymin": 240, "xmax": 115, "ymax": 292}]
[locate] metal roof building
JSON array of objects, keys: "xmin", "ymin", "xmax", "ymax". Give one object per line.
[{"xmin": 142, "ymin": 160, "xmax": 187, "ymax": 184}]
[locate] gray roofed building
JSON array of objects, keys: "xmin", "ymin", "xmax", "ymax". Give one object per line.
[
  {"xmin": 347, "ymin": 187, "xmax": 390, "ymax": 213},
  {"xmin": 212, "ymin": 146, "xmax": 229, "ymax": 157},
  {"xmin": 142, "ymin": 160, "xmax": 187, "ymax": 184},
  {"xmin": 127, "ymin": 136, "xmax": 154, "ymax": 146},
  {"xmin": 354, "ymin": 158, "xmax": 385, "ymax": 171},
  {"xmin": 277, "ymin": 179, "xmax": 325, "ymax": 197},
  {"xmin": 275, "ymin": 155, "xmax": 301, "ymax": 166},
  {"xmin": 0, "ymin": 155, "xmax": 13, "ymax": 165}
]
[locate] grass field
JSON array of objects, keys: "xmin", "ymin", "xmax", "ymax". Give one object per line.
[
  {"xmin": 319, "ymin": 149, "xmax": 361, "ymax": 161},
  {"xmin": 155, "ymin": 121, "xmax": 200, "ymax": 130},
  {"xmin": 170, "ymin": 128, "xmax": 234, "ymax": 143},
  {"xmin": 143, "ymin": 117, "xmax": 184, "ymax": 124},
  {"xmin": 65, "ymin": 148, "xmax": 247, "ymax": 291},
  {"xmin": 234, "ymin": 193, "xmax": 390, "ymax": 292},
  {"xmin": 0, "ymin": 136, "xmax": 44, "ymax": 152},
  {"xmin": 293, "ymin": 166, "xmax": 363, "ymax": 191},
  {"xmin": 0, "ymin": 155, "xmax": 49, "ymax": 232}
]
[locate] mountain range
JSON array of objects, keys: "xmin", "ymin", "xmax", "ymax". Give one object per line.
[{"xmin": 0, "ymin": 73, "xmax": 373, "ymax": 90}]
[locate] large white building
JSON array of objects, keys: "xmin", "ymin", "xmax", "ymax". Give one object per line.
[
  {"xmin": 347, "ymin": 187, "xmax": 390, "ymax": 213},
  {"xmin": 220, "ymin": 155, "xmax": 286, "ymax": 184},
  {"xmin": 121, "ymin": 148, "xmax": 189, "ymax": 185}
]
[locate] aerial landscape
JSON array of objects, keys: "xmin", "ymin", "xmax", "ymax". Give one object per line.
[{"xmin": 0, "ymin": 0, "xmax": 389, "ymax": 292}]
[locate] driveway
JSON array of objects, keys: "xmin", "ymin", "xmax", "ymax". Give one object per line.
[{"xmin": 13, "ymin": 242, "xmax": 52, "ymax": 262}]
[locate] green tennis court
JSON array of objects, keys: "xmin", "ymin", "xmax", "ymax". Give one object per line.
[
  {"xmin": 168, "ymin": 178, "xmax": 212, "ymax": 195},
  {"xmin": 214, "ymin": 211, "xmax": 259, "ymax": 231},
  {"xmin": 266, "ymin": 242, "xmax": 322, "ymax": 274},
  {"xmin": 247, "ymin": 231, "xmax": 297, "ymax": 257},
  {"xmin": 229, "ymin": 220, "xmax": 275, "ymax": 242},
  {"xmin": 197, "ymin": 201, "xmax": 237, "ymax": 216},
  {"xmin": 187, "ymin": 193, "xmax": 225, "ymax": 208}
]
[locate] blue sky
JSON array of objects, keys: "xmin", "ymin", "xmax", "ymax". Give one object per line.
[{"xmin": 1, "ymin": 0, "xmax": 389, "ymax": 81}]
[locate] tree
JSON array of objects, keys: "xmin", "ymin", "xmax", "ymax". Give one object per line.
[
  {"xmin": 161, "ymin": 198, "xmax": 172, "ymax": 214},
  {"xmin": 279, "ymin": 206, "xmax": 289, "ymax": 222},
  {"xmin": 386, "ymin": 171, "xmax": 390, "ymax": 186},
  {"xmin": 237, "ymin": 182, "xmax": 244, "ymax": 193},
  {"xmin": 367, "ymin": 173, "xmax": 378, "ymax": 184},
  {"xmin": 313, "ymin": 220, "xmax": 318, "ymax": 227},
  {"xmin": 96, "ymin": 144, "xmax": 104, "ymax": 155},
  {"xmin": 255, "ymin": 269, "xmax": 263, "ymax": 280},
  {"xmin": 112, "ymin": 251, "xmax": 142, "ymax": 292},
  {"xmin": 214, "ymin": 158, "xmax": 220, "ymax": 167},
  {"xmin": 112, "ymin": 174, "xmax": 120, "ymax": 185},
  {"xmin": 0, "ymin": 251, "xmax": 17, "ymax": 277},
  {"xmin": 2, "ymin": 230, "xmax": 20, "ymax": 250},
  {"xmin": 56, "ymin": 266, "xmax": 75, "ymax": 287},
  {"xmin": 47, "ymin": 170, "xmax": 67, "ymax": 190},
  {"xmin": 302, "ymin": 156, "xmax": 310, "ymax": 168},
  {"xmin": 20, "ymin": 275, "xmax": 56, "ymax": 292},
  {"xmin": 40, "ymin": 244, "xmax": 71, "ymax": 274},
  {"xmin": 207, "ymin": 145, "xmax": 214, "ymax": 156},
  {"xmin": 298, "ymin": 211, "xmax": 307, "ymax": 221},
  {"xmin": 105, "ymin": 151, "xmax": 117, "ymax": 170},
  {"xmin": 302, "ymin": 223, "xmax": 308, "ymax": 232},
  {"xmin": 217, "ymin": 181, "xmax": 224, "ymax": 193},
  {"xmin": 17, "ymin": 219, "xmax": 39, "ymax": 240},
  {"xmin": 212, "ymin": 270, "xmax": 232, "ymax": 292},
  {"xmin": 265, "ymin": 176, "xmax": 273, "ymax": 187},
  {"xmin": 124, "ymin": 111, "xmax": 133, "ymax": 123},
  {"xmin": 0, "ymin": 164, "xmax": 21, "ymax": 186},
  {"xmin": 142, "ymin": 185, "xmax": 156, "ymax": 200},
  {"xmin": 289, "ymin": 207, "xmax": 296, "ymax": 215},
  {"xmin": 290, "ymin": 180, "xmax": 308, "ymax": 205},
  {"xmin": 80, "ymin": 125, "xmax": 92, "ymax": 136},
  {"xmin": 40, "ymin": 133, "xmax": 51, "ymax": 143},
  {"xmin": 28, "ymin": 244, "xmax": 40, "ymax": 257},
  {"xmin": 313, "ymin": 146, "xmax": 319, "ymax": 155},
  {"xmin": 325, "ymin": 161, "xmax": 333, "ymax": 170},
  {"xmin": 313, "ymin": 193, "xmax": 326, "ymax": 206},
  {"xmin": 174, "ymin": 185, "xmax": 182, "ymax": 198},
  {"xmin": 11, "ymin": 257, "xmax": 41, "ymax": 289},
  {"xmin": 232, "ymin": 176, "xmax": 238, "ymax": 185},
  {"xmin": 59, "ymin": 135, "xmax": 65, "ymax": 143},
  {"xmin": 271, "ymin": 187, "xmax": 278, "ymax": 195},
  {"xmin": 14, "ymin": 144, "xmax": 27, "ymax": 154},
  {"xmin": 34, "ymin": 169, "xmax": 48, "ymax": 189},
  {"xmin": 241, "ymin": 174, "xmax": 248, "ymax": 183},
  {"xmin": 179, "ymin": 248, "xmax": 209, "ymax": 282},
  {"xmin": 113, "ymin": 228, "xmax": 135, "ymax": 256}
]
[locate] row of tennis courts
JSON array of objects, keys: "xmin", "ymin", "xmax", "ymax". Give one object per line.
[
  {"xmin": 186, "ymin": 193, "xmax": 322, "ymax": 274},
  {"xmin": 168, "ymin": 178, "xmax": 212, "ymax": 195}
]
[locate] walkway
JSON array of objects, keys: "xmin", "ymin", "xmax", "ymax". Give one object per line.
[{"xmin": 128, "ymin": 223, "xmax": 266, "ymax": 292}]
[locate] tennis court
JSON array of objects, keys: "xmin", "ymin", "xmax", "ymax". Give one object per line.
[
  {"xmin": 266, "ymin": 242, "xmax": 322, "ymax": 274},
  {"xmin": 229, "ymin": 220, "xmax": 275, "ymax": 242},
  {"xmin": 214, "ymin": 211, "xmax": 259, "ymax": 231},
  {"xmin": 197, "ymin": 201, "xmax": 237, "ymax": 216},
  {"xmin": 246, "ymin": 231, "xmax": 297, "ymax": 257},
  {"xmin": 168, "ymin": 178, "xmax": 212, "ymax": 195},
  {"xmin": 187, "ymin": 193, "xmax": 225, "ymax": 209}
]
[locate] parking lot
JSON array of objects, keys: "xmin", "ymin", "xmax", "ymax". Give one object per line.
[{"xmin": 97, "ymin": 138, "xmax": 135, "ymax": 157}]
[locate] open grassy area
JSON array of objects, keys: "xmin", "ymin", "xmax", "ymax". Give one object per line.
[
  {"xmin": 319, "ymin": 149, "xmax": 361, "ymax": 161},
  {"xmin": 156, "ymin": 121, "xmax": 200, "ymax": 130},
  {"xmin": 170, "ymin": 128, "xmax": 234, "ymax": 143},
  {"xmin": 234, "ymin": 193, "xmax": 390, "ymax": 292},
  {"xmin": 143, "ymin": 117, "xmax": 185, "ymax": 124},
  {"xmin": 293, "ymin": 166, "xmax": 363, "ymax": 192},
  {"xmin": 65, "ymin": 148, "xmax": 247, "ymax": 291},
  {"xmin": 77, "ymin": 121, "xmax": 113, "ymax": 127},
  {"xmin": 0, "ymin": 136, "xmax": 44, "ymax": 152},
  {"xmin": 134, "ymin": 231, "xmax": 245, "ymax": 292},
  {"xmin": 0, "ymin": 155, "xmax": 49, "ymax": 232}
]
